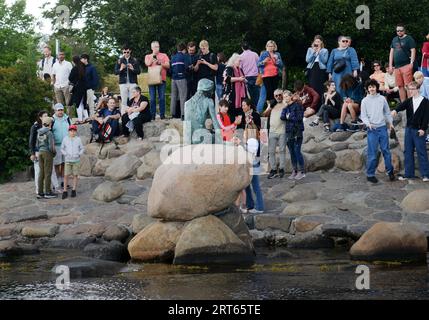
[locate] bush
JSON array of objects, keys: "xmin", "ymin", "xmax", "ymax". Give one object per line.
[{"xmin": 0, "ymin": 64, "xmax": 51, "ymax": 182}]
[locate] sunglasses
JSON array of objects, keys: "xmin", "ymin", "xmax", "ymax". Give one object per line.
[
  {"xmin": 396, "ymin": 29, "xmax": 405, "ymax": 32},
  {"xmin": 275, "ymin": 94, "xmax": 283, "ymax": 97},
  {"xmin": 341, "ymin": 40, "xmax": 350, "ymax": 43},
  {"xmin": 123, "ymin": 51, "xmax": 130, "ymax": 54}
]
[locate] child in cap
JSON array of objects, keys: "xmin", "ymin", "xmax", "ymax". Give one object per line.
[
  {"xmin": 61, "ymin": 124, "xmax": 84, "ymax": 199},
  {"xmin": 36, "ymin": 116, "xmax": 57, "ymax": 199}
]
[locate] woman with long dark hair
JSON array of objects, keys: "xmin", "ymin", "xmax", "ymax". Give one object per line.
[{"xmin": 69, "ymin": 55, "xmax": 89, "ymax": 123}]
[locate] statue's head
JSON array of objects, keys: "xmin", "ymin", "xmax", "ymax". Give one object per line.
[{"xmin": 197, "ymin": 78, "xmax": 214, "ymax": 96}]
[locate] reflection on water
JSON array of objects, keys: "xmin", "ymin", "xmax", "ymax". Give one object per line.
[{"xmin": 1, "ymin": 248, "xmax": 429, "ymax": 300}]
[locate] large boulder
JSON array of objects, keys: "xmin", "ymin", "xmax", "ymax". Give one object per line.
[
  {"xmin": 302, "ymin": 140, "xmax": 330, "ymax": 154},
  {"xmin": 283, "ymin": 200, "xmax": 334, "ymax": 217},
  {"xmin": 148, "ymin": 145, "xmax": 251, "ymax": 222},
  {"xmin": 350, "ymin": 222, "xmax": 427, "ymax": 262},
  {"xmin": 305, "ymin": 150, "xmax": 336, "ymax": 172},
  {"xmin": 119, "ymin": 140, "xmax": 153, "ymax": 158},
  {"xmin": 329, "ymin": 131, "xmax": 354, "ymax": 142},
  {"xmin": 92, "ymin": 181, "xmax": 125, "ymax": 202},
  {"xmin": 401, "ymin": 190, "xmax": 429, "ymax": 213},
  {"xmin": 102, "ymin": 225, "xmax": 130, "ymax": 243},
  {"xmin": 282, "ymin": 185, "xmax": 317, "ymax": 203},
  {"xmin": 105, "ymin": 154, "xmax": 142, "ymax": 181},
  {"xmin": 335, "ymin": 150, "xmax": 363, "ymax": 171},
  {"xmin": 131, "ymin": 214, "xmax": 157, "ymax": 234},
  {"xmin": 136, "ymin": 150, "xmax": 162, "ymax": 180},
  {"xmin": 22, "ymin": 224, "xmax": 59, "ymax": 238},
  {"xmin": 143, "ymin": 121, "xmax": 167, "ymax": 138},
  {"xmin": 84, "ymin": 240, "xmax": 130, "ymax": 262},
  {"xmin": 173, "ymin": 215, "xmax": 255, "ymax": 265},
  {"xmin": 79, "ymin": 154, "xmax": 97, "ymax": 177},
  {"xmin": 93, "ymin": 159, "xmax": 113, "ymax": 176},
  {"xmin": 128, "ymin": 221, "xmax": 184, "ymax": 262}
]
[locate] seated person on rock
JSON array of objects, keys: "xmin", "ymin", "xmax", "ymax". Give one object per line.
[
  {"xmin": 337, "ymin": 74, "xmax": 364, "ymax": 132},
  {"xmin": 293, "ymin": 80, "xmax": 320, "ymax": 118},
  {"xmin": 91, "ymin": 97, "xmax": 121, "ymax": 142},
  {"xmin": 310, "ymin": 80, "xmax": 343, "ymax": 132},
  {"xmin": 121, "ymin": 86, "xmax": 152, "ymax": 140}
]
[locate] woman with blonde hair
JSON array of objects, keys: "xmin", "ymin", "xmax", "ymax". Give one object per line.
[
  {"xmin": 306, "ymin": 35, "xmax": 329, "ymax": 108},
  {"xmin": 223, "ymin": 53, "xmax": 248, "ymax": 125},
  {"xmin": 257, "ymin": 40, "xmax": 284, "ymax": 101}
]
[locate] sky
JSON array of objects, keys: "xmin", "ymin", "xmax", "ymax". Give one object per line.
[{"xmin": 6, "ymin": 0, "xmax": 58, "ymax": 34}]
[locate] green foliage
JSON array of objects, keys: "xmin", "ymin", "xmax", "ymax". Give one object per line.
[
  {"xmin": 0, "ymin": 0, "xmax": 51, "ymax": 182},
  {"xmin": 45, "ymin": 0, "xmax": 429, "ymax": 70}
]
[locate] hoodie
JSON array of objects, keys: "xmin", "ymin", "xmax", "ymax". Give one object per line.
[
  {"xmin": 360, "ymin": 93, "xmax": 393, "ymax": 129},
  {"xmin": 36, "ymin": 127, "xmax": 55, "ymax": 154},
  {"xmin": 52, "ymin": 114, "xmax": 71, "ymax": 146},
  {"xmin": 61, "ymin": 136, "xmax": 84, "ymax": 163}
]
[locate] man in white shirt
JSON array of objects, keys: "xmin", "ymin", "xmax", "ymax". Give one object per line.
[
  {"xmin": 52, "ymin": 51, "xmax": 73, "ymax": 115},
  {"xmin": 38, "ymin": 46, "xmax": 56, "ymax": 81}
]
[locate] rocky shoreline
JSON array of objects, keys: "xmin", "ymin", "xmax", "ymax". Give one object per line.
[{"xmin": 1, "ymin": 116, "xmax": 429, "ymax": 265}]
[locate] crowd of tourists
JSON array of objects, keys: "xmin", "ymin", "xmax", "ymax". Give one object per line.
[{"xmin": 30, "ymin": 24, "xmax": 429, "ymax": 213}]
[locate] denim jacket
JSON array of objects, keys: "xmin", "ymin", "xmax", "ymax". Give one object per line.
[
  {"xmin": 306, "ymin": 48, "xmax": 329, "ymax": 70},
  {"xmin": 257, "ymin": 51, "xmax": 284, "ymax": 75}
]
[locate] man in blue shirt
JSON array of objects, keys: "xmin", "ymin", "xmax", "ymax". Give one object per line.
[
  {"xmin": 81, "ymin": 54, "xmax": 100, "ymax": 117},
  {"xmin": 170, "ymin": 43, "xmax": 190, "ymax": 120}
]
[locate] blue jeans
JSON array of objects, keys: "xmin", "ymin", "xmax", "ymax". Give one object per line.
[
  {"xmin": 215, "ymin": 84, "xmax": 223, "ymax": 101},
  {"xmin": 92, "ymin": 119, "xmax": 119, "ymax": 137},
  {"xmin": 245, "ymin": 174, "xmax": 264, "ymax": 211},
  {"xmin": 256, "ymin": 84, "xmax": 266, "ymax": 113},
  {"xmin": 422, "ymin": 67, "xmax": 429, "ymax": 78},
  {"xmin": 149, "ymin": 81, "xmax": 166, "ymax": 118},
  {"xmin": 287, "ymin": 136, "xmax": 304, "ymax": 171},
  {"xmin": 367, "ymin": 126, "xmax": 393, "ymax": 177},
  {"xmin": 404, "ymin": 127, "xmax": 429, "ymax": 178},
  {"xmin": 246, "ymin": 76, "xmax": 260, "ymax": 106}
]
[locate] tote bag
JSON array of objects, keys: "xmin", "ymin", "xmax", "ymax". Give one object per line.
[{"xmin": 147, "ymin": 65, "xmax": 163, "ymax": 85}]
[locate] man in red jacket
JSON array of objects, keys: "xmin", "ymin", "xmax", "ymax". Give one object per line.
[{"xmin": 294, "ymin": 80, "xmax": 320, "ymax": 118}]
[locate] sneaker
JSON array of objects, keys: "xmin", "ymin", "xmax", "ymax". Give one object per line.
[
  {"xmin": 71, "ymin": 190, "xmax": 77, "ymax": 198},
  {"xmin": 388, "ymin": 172, "xmax": 396, "ymax": 182},
  {"xmin": 37, "ymin": 193, "xmax": 45, "ymax": 199},
  {"xmin": 346, "ymin": 125, "xmax": 360, "ymax": 132},
  {"xmin": 62, "ymin": 191, "xmax": 68, "ymax": 200},
  {"xmin": 239, "ymin": 207, "xmax": 248, "ymax": 214},
  {"xmin": 268, "ymin": 170, "xmax": 278, "ymax": 179},
  {"xmin": 423, "ymin": 177, "xmax": 429, "ymax": 182},
  {"xmin": 288, "ymin": 171, "xmax": 297, "ymax": 180},
  {"xmin": 309, "ymin": 120, "xmax": 319, "ymax": 127},
  {"xmin": 367, "ymin": 176, "xmax": 378, "ymax": 184},
  {"xmin": 44, "ymin": 192, "xmax": 58, "ymax": 199},
  {"xmin": 278, "ymin": 169, "xmax": 285, "ymax": 178},
  {"xmin": 295, "ymin": 172, "xmax": 306, "ymax": 180},
  {"xmin": 324, "ymin": 124, "xmax": 330, "ymax": 132},
  {"xmin": 249, "ymin": 209, "xmax": 264, "ymax": 214},
  {"xmin": 398, "ymin": 176, "xmax": 409, "ymax": 181},
  {"xmin": 352, "ymin": 119, "xmax": 364, "ymax": 125}
]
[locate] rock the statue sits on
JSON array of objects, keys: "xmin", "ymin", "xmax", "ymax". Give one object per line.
[{"xmin": 184, "ymin": 79, "xmax": 220, "ymax": 145}]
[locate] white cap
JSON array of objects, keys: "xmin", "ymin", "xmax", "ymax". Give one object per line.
[{"xmin": 247, "ymin": 138, "xmax": 259, "ymax": 154}]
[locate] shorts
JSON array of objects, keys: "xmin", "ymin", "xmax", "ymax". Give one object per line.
[
  {"xmin": 64, "ymin": 162, "xmax": 80, "ymax": 176},
  {"xmin": 395, "ymin": 63, "xmax": 413, "ymax": 87},
  {"xmin": 53, "ymin": 150, "xmax": 65, "ymax": 166}
]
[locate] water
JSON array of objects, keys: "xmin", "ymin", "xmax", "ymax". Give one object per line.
[{"xmin": 1, "ymin": 248, "xmax": 429, "ymax": 300}]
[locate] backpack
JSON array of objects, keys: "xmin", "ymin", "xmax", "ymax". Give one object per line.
[{"xmin": 41, "ymin": 56, "xmax": 57, "ymax": 69}]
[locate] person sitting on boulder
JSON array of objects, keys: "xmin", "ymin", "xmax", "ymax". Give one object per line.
[
  {"xmin": 294, "ymin": 80, "xmax": 320, "ymax": 118},
  {"xmin": 121, "ymin": 86, "xmax": 152, "ymax": 140},
  {"xmin": 337, "ymin": 74, "xmax": 364, "ymax": 132},
  {"xmin": 309, "ymin": 80, "xmax": 343, "ymax": 132},
  {"xmin": 92, "ymin": 97, "xmax": 121, "ymax": 142}
]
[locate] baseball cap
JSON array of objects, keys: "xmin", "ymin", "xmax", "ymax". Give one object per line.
[
  {"xmin": 42, "ymin": 116, "xmax": 53, "ymax": 126},
  {"xmin": 54, "ymin": 103, "xmax": 64, "ymax": 111},
  {"xmin": 68, "ymin": 125, "xmax": 78, "ymax": 131}
]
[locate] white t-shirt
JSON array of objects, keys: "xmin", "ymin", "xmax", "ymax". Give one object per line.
[
  {"xmin": 52, "ymin": 60, "xmax": 73, "ymax": 88},
  {"xmin": 39, "ymin": 56, "xmax": 55, "ymax": 77},
  {"xmin": 412, "ymin": 95, "xmax": 424, "ymax": 114}
]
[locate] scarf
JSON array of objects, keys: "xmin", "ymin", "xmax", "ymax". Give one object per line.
[{"xmin": 234, "ymin": 67, "xmax": 246, "ymax": 108}]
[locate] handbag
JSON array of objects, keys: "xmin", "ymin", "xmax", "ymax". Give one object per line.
[
  {"xmin": 397, "ymin": 36, "xmax": 419, "ymax": 72},
  {"xmin": 147, "ymin": 65, "xmax": 163, "ymax": 85},
  {"xmin": 333, "ymin": 49, "xmax": 348, "ymax": 73},
  {"xmin": 256, "ymin": 74, "xmax": 263, "ymax": 86}
]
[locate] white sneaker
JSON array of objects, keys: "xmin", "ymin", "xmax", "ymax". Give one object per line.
[
  {"xmin": 423, "ymin": 177, "xmax": 429, "ymax": 182},
  {"xmin": 239, "ymin": 207, "xmax": 248, "ymax": 214},
  {"xmin": 288, "ymin": 171, "xmax": 297, "ymax": 180},
  {"xmin": 398, "ymin": 176, "xmax": 408, "ymax": 181},
  {"xmin": 249, "ymin": 209, "xmax": 264, "ymax": 214},
  {"xmin": 295, "ymin": 172, "xmax": 306, "ymax": 180}
]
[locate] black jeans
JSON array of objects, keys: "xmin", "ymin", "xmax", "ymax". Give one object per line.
[
  {"xmin": 263, "ymin": 76, "xmax": 279, "ymax": 101},
  {"xmin": 122, "ymin": 112, "xmax": 151, "ymax": 138},
  {"xmin": 316, "ymin": 104, "xmax": 341, "ymax": 124}
]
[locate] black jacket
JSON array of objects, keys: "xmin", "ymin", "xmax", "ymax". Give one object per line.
[
  {"xmin": 395, "ymin": 97, "xmax": 429, "ymax": 131},
  {"xmin": 29, "ymin": 122, "xmax": 41, "ymax": 155},
  {"xmin": 114, "ymin": 56, "xmax": 141, "ymax": 85}
]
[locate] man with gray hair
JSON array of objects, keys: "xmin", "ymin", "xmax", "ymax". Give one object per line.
[{"xmin": 145, "ymin": 41, "xmax": 170, "ymax": 120}]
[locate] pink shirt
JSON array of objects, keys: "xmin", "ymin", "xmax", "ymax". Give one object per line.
[
  {"xmin": 145, "ymin": 53, "xmax": 170, "ymax": 82},
  {"xmin": 240, "ymin": 50, "xmax": 259, "ymax": 77},
  {"xmin": 263, "ymin": 56, "xmax": 278, "ymax": 78}
]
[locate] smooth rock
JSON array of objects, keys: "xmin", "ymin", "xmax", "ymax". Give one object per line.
[
  {"xmin": 105, "ymin": 154, "xmax": 142, "ymax": 181},
  {"xmin": 401, "ymin": 190, "xmax": 429, "ymax": 213},
  {"xmin": 331, "ymin": 142, "xmax": 350, "ymax": 152},
  {"xmin": 148, "ymin": 145, "xmax": 250, "ymax": 222},
  {"xmin": 22, "ymin": 224, "xmax": 59, "ymax": 238},
  {"xmin": 287, "ymin": 229, "xmax": 335, "ymax": 249},
  {"xmin": 52, "ymin": 257, "xmax": 125, "ymax": 278},
  {"xmin": 377, "ymin": 152, "xmax": 401, "ymax": 173},
  {"xmin": 84, "ymin": 240, "xmax": 130, "ymax": 262},
  {"xmin": 305, "ymin": 150, "xmax": 336, "ymax": 172},
  {"xmin": 350, "ymin": 222, "xmax": 427, "ymax": 262},
  {"xmin": 174, "ymin": 215, "xmax": 255, "ymax": 265},
  {"xmin": 92, "ymin": 181, "xmax": 125, "ymax": 202},
  {"xmin": 335, "ymin": 150, "xmax": 363, "ymax": 171},
  {"xmin": 254, "ymin": 214, "xmax": 292, "ymax": 233},
  {"xmin": 0, "ymin": 211, "xmax": 48, "ymax": 224},
  {"xmin": 0, "ymin": 240, "xmax": 40, "ymax": 257},
  {"xmin": 282, "ymin": 185, "xmax": 317, "ymax": 203},
  {"xmin": 128, "ymin": 221, "xmax": 184, "ymax": 262},
  {"xmin": 302, "ymin": 140, "xmax": 330, "ymax": 154},
  {"xmin": 144, "ymin": 122, "xmax": 167, "ymax": 138},
  {"xmin": 329, "ymin": 131, "xmax": 354, "ymax": 142},
  {"xmin": 131, "ymin": 214, "xmax": 157, "ymax": 234},
  {"xmin": 79, "ymin": 154, "xmax": 97, "ymax": 177},
  {"xmin": 136, "ymin": 150, "xmax": 162, "ymax": 180},
  {"xmin": 353, "ymin": 131, "xmax": 367, "ymax": 141},
  {"xmin": 119, "ymin": 140, "xmax": 153, "ymax": 158},
  {"xmin": 48, "ymin": 234, "xmax": 96, "ymax": 249},
  {"xmin": 102, "ymin": 225, "xmax": 130, "ymax": 243},
  {"xmin": 283, "ymin": 200, "xmax": 333, "ymax": 217}
]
